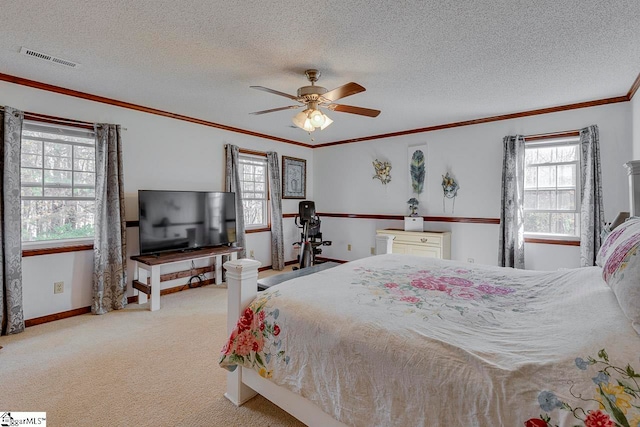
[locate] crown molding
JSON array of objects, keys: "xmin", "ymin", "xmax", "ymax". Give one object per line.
[
  {"xmin": 0, "ymin": 72, "xmax": 311, "ymax": 148},
  {"xmin": 628, "ymin": 72, "xmax": 640, "ymax": 100},
  {"xmin": 1, "ymin": 71, "xmax": 638, "ymax": 149},
  {"xmin": 314, "ymin": 96, "xmax": 628, "ymax": 148}
]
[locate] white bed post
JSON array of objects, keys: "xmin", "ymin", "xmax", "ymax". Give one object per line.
[
  {"xmin": 625, "ymin": 160, "xmax": 640, "ymax": 216},
  {"xmin": 375, "ymin": 233, "xmax": 394, "ymax": 254},
  {"xmin": 223, "ymin": 258, "xmax": 261, "ymax": 405}
]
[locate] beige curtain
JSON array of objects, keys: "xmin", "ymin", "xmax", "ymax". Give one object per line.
[
  {"xmin": 92, "ymin": 124, "xmax": 127, "ymax": 314},
  {"xmin": 0, "ymin": 106, "xmax": 25, "ymax": 335}
]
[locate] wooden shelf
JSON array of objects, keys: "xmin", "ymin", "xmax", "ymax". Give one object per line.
[{"xmin": 131, "ymin": 246, "xmax": 242, "ymax": 266}]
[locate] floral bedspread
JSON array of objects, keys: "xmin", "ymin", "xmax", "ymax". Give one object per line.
[{"xmin": 219, "ymin": 254, "xmax": 640, "ymax": 427}]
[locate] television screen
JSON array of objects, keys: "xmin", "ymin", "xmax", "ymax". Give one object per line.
[{"xmin": 138, "ymin": 190, "xmax": 237, "ymax": 255}]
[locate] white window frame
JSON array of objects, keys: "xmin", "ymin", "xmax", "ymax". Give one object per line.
[
  {"xmin": 238, "ymin": 153, "xmax": 270, "ymax": 230},
  {"xmin": 523, "ymin": 136, "xmax": 581, "ymax": 241},
  {"xmin": 20, "ymin": 121, "xmax": 96, "ymax": 248}
]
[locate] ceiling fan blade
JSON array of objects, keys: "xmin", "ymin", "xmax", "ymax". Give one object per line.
[
  {"xmin": 250, "ymin": 105, "xmax": 301, "ymax": 115},
  {"xmin": 322, "ymin": 82, "xmax": 366, "ymax": 102},
  {"xmin": 250, "ymin": 86, "xmax": 299, "ymax": 101},
  {"xmin": 327, "ymin": 104, "xmax": 381, "ymax": 117}
]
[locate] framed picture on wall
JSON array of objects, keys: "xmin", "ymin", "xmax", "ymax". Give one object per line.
[{"xmin": 282, "ymin": 156, "xmax": 306, "ymax": 199}]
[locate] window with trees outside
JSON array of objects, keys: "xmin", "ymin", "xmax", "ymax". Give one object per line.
[
  {"xmin": 239, "ymin": 154, "xmax": 269, "ymax": 229},
  {"xmin": 21, "ymin": 121, "xmax": 96, "ymax": 243},
  {"xmin": 524, "ymin": 136, "xmax": 581, "ymax": 238}
]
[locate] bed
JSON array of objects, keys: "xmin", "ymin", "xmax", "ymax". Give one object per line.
[{"xmin": 219, "ymin": 162, "xmax": 640, "ymax": 427}]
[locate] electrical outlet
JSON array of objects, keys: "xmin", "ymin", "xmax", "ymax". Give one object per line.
[
  {"xmin": 467, "ymin": 258, "xmax": 475, "ymax": 263},
  {"xmin": 371, "ymin": 247, "xmax": 375, "ymax": 255},
  {"xmin": 347, "ymin": 244, "xmax": 352, "ymax": 251},
  {"xmin": 249, "ymin": 250, "xmax": 255, "ymax": 259},
  {"xmin": 54, "ymin": 281, "xmax": 64, "ymax": 294}
]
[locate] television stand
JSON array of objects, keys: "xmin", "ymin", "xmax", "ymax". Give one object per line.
[{"xmin": 131, "ymin": 246, "xmax": 242, "ymax": 311}]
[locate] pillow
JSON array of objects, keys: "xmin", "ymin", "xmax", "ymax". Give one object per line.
[
  {"xmin": 596, "ymin": 217, "xmax": 640, "ymax": 267},
  {"xmin": 598, "ymin": 218, "xmax": 640, "ymax": 334}
]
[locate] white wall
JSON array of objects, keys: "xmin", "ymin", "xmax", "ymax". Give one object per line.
[
  {"xmin": 1, "ymin": 80, "xmax": 312, "ymax": 319},
  {"xmin": 314, "ymin": 102, "xmax": 632, "ymax": 270},
  {"xmin": 2, "ymin": 79, "xmax": 635, "ymax": 319}
]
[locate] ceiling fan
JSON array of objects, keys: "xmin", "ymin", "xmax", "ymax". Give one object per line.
[{"xmin": 250, "ymin": 69, "xmax": 381, "ymax": 132}]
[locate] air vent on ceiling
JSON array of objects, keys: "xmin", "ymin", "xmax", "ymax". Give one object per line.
[{"xmin": 20, "ymin": 47, "xmax": 80, "ymax": 69}]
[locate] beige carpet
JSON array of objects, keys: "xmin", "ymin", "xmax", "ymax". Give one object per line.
[{"xmin": 0, "ymin": 276, "xmax": 304, "ymax": 427}]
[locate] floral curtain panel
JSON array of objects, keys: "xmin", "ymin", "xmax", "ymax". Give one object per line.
[
  {"xmin": 266, "ymin": 152, "xmax": 284, "ymax": 270},
  {"xmin": 498, "ymin": 135, "xmax": 526, "ymax": 269},
  {"xmin": 225, "ymin": 144, "xmax": 246, "ymax": 258},
  {"xmin": 93, "ymin": 123, "xmax": 127, "ymax": 314},
  {"xmin": 0, "ymin": 106, "xmax": 25, "ymax": 335},
  {"xmin": 579, "ymin": 125, "xmax": 604, "ymax": 267}
]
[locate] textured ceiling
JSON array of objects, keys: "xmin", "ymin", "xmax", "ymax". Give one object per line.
[{"xmin": 2, "ymin": 0, "xmax": 639, "ymax": 145}]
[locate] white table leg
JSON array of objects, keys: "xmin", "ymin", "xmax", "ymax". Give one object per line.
[
  {"xmin": 150, "ymin": 265, "xmax": 161, "ymax": 311},
  {"xmin": 137, "ymin": 265, "xmax": 148, "ymax": 305},
  {"xmin": 215, "ymin": 254, "xmax": 223, "ymax": 284}
]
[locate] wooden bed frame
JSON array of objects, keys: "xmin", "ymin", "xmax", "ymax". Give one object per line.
[{"xmin": 221, "ymin": 160, "xmax": 640, "ymax": 426}]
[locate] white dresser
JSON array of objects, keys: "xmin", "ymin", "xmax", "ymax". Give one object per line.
[{"xmin": 376, "ymin": 229, "xmax": 451, "ymax": 260}]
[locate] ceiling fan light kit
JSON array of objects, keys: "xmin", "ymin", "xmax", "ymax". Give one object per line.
[{"xmin": 250, "ymin": 69, "xmax": 380, "ymax": 133}]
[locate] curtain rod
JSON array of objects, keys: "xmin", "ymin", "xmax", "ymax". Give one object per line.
[
  {"xmin": 1, "ymin": 106, "xmax": 126, "ymax": 131},
  {"xmin": 239, "ymin": 148, "xmax": 267, "ymax": 157},
  {"xmin": 524, "ymin": 130, "xmax": 580, "ymax": 142}
]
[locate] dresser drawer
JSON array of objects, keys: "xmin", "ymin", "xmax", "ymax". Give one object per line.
[
  {"xmin": 393, "ymin": 243, "xmax": 441, "ymax": 258},
  {"xmin": 376, "ymin": 229, "xmax": 451, "ymax": 260},
  {"xmin": 392, "ymin": 233, "xmax": 443, "ymax": 246}
]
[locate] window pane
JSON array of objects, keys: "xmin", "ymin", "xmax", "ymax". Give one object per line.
[
  {"xmin": 243, "ymin": 200, "xmax": 265, "ymax": 226},
  {"xmin": 525, "ymin": 149, "xmax": 537, "ymax": 166},
  {"xmin": 523, "ymin": 139, "xmax": 580, "ymax": 237},
  {"xmin": 239, "ymin": 155, "xmax": 269, "ymax": 228},
  {"xmin": 524, "ymin": 190, "xmax": 537, "ymax": 209},
  {"xmin": 74, "ymin": 172, "xmax": 95, "ymax": 186},
  {"xmin": 525, "ymin": 212, "xmax": 550, "ymax": 233},
  {"xmin": 73, "ymin": 157, "xmax": 95, "ymax": 172},
  {"xmin": 22, "ymin": 139, "xmax": 42, "ymax": 155},
  {"xmin": 21, "ymin": 123, "xmax": 96, "ymax": 242},
  {"xmin": 537, "ymin": 166, "xmax": 556, "ymax": 188},
  {"xmin": 22, "ymin": 187, "xmax": 43, "ymax": 197},
  {"xmin": 44, "ymin": 170, "xmax": 72, "ymax": 185},
  {"xmin": 537, "ymin": 190, "xmax": 556, "ymax": 209},
  {"xmin": 74, "ymin": 145, "xmax": 95, "ymax": 159},
  {"xmin": 556, "ymin": 145, "xmax": 578, "ymax": 162},
  {"xmin": 74, "ymin": 188, "xmax": 95, "ymax": 198},
  {"xmin": 537, "ymin": 147, "xmax": 553, "ymax": 163},
  {"xmin": 557, "ymin": 164, "xmax": 576, "ymax": 187},
  {"xmin": 557, "ymin": 190, "xmax": 576, "ymax": 210},
  {"xmin": 44, "ymin": 142, "xmax": 72, "ymax": 170},
  {"xmin": 21, "ymin": 199, "xmax": 95, "ymax": 242},
  {"xmin": 551, "ymin": 213, "xmax": 578, "ymax": 235},
  {"xmin": 21, "ymin": 168, "xmax": 42, "ymax": 184},
  {"xmin": 525, "ymin": 166, "xmax": 537, "ymax": 189},
  {"xmin": 22, "ymin": 153, "xmax": 42, "ymax": 168},
  {"xmin": 44, "ymin": 187, "xmax": 73, "ymax": 197}
]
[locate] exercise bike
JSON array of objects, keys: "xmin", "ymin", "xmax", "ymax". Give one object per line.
[{"xmin": 293, "ymin": 201, "xmax": 331, "ymax": 270}]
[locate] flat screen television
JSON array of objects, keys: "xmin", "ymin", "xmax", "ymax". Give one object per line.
[{"xmin": 138, "ymin": 190, "xmax": 237, "ymax": 255}]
